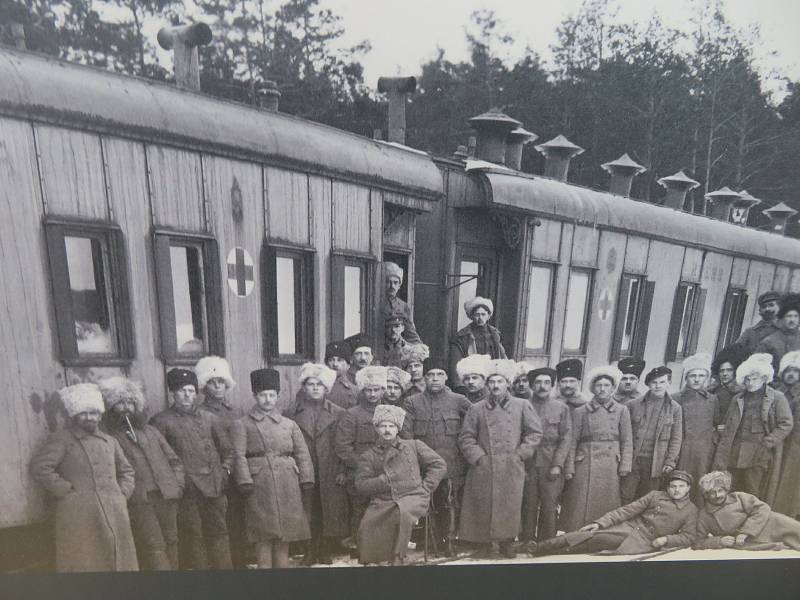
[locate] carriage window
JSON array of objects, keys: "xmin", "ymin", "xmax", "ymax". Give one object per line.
[
  {"xmin": 45, "ymin": 220, "xmax": 133, "ymax": 364},
  {"xmin": 563, "ymin": 270, "xmax": 592, "ymax": 354},
  {"xmin": 457, "ymin": 261, "xmax": 481, "ymax": 330},
  {"xmin": 330, "ymin": 254, "xmax": 374, "ymax": 342},
  {"xmin": 611, "ymin": 274, "xmax": 655, "ymax": 361},
  {"xmin": 716, "ymin": 288, "xmax": 748, "ymax": 353},
  {"xmin": 344, "ymin": 264, "xmax": 365, "ymax": 338},
  {"xmin": 524, "ymin": 264, "xmax": 554, "ymax": 353},
  {"xmin": 665, "ymin": 282, "xmax": 707, "ymax": 361},
  {"xmin": 620, "ymin": 275, "xmax": 642, "ymax": 356},
  {"xmin": 154, "ymin": 232, "xmax": 224, "ymax": 361}
]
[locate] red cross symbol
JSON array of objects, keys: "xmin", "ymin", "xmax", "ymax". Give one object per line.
[
  {"xmin": 598, "ymin": 288, "xmax": 613, "ymax": 321},
  {"xmin": 226, "ymin": 247, "xmax": 254, "ymax": 297}
]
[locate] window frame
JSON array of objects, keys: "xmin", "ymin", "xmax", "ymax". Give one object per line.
[
  {"xmin": 665, "ymin": 281, "xmax": 707, "ymax": 362},
  {"xmin": 610, "ymin": 273, "xmax": 655, "ymax": 361},
  {"xmin": 522, "ymin": 261, "xmax": 557, "ymax": 355},
  {"xmin": 716, "ymin": 288, "xmax": 749, "ymax": 354},
  {"xmin": 452, "ymin": 245, "xmax": 498, "ymax": 335},
  {"xmin": 262, "ymin": 241, "xmax": 316, "ymax": 364},
  {"xmin": 330, "ymin": 250, "xmax": 377, "ymax": 342},
  {"xmin": 44, "ymin": 216, "xmax": 134, "ymax": 366},
  {"xmin": 561, "ymin": 267, "xmax": 595, "ymax": 356},
  {"xmin": 153, "ymin": 228, "xmax": 225, "ymax": 365}
]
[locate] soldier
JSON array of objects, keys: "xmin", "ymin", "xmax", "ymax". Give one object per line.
[
  {"xmin": 710, "ymin": 346, "xmax": 747, "ymax": 418},
  {"xmin": 530, "ymin": 471, "xmax": 697, "ymax": 556},
  {"xmin": 399, "ymin": 343, "xmax": 429, "ymax": 401},
  {"xmin": 621, "ymin": 366, "xmax": 683, "ymax": 504},
  {"xmin": 151, "ymin": 368, "xmax": 234, "ymax": 570},
  {"xmin": 335, "ymin": 366, "xmax": 388, "ymax": 547},
  {"xmin": 694, "ymin": 471, "xmax": 800, "ymax": 550},
  {"xmin": 674, "ymin": 354, "xmax": 724, "ymax": 503},
  {"xmin": 325, "ymin": 340, "xmax": 358, "ymax": 410},
  {"xmin": 383, "ymin": 316, "xmax": 408, "ymax": 368},
  {"xmin": 560, "ymin": 366, "xmax": 633, "ymax": 533},
  {"xmin": 756, "ymin": 293, "xmax": 800, "ymax": 376},
  {"xmin": 734, "ymin": 291, "xmax": 781, "ymax": 355},
  {"xmin": 713, "ymin": 353, "xmax": 793, "ymax": 502},
  {"xmin": 284, "ymin": 363, "xmax": 349, "ymax": 565},
  {"xmin": 457, "ymin": 354, "xmax": 491, "ymax": 404},
  {"xmin": 345, "ymin": 334, "xmax": 375, "ymax": 385},
  {"xmin": 31, "ymin": 383, "xmax": 138, "ymax": 572},
  {"xmin": 458, "ymin": 359, "xmax": 542, "ymax": 559},
  {"xmin": 521, "ymin": 367, "xmax": 572, "ymax": 542},
  {"xmin": 774, "ymin": 351, "xmax": 800, "ymax": 519},
  {"xmin": 613, "ymin": 358, "xmax": 647, "ymax": 405},
  {"xmin": 381, "ymin": 261, "xmax": 421, "ymax": 343},
  {"xmin": 385, "ymin": 366, "xmax": 412, "ymax": 406},
  {"xmin": 400, "ymin": 358, "xmax": 472, "ymax": 554},
  {"xmin": 512, "ymin": 362, "xmax": 535, "ymax": 401},
  {"xmin": 449, "ymin": 297, "xmax": 507, "ymax": 389},
  {"xmin": 232, "ymin": 368, "xmax": 313, "ymax": 569},
  {"xmin": 554, "ymin": 358, "xmax": 591, "ymax": 411},
  {"xmin": 356, "ymin": 405, "xmax": 446, "ymax": 565},
  {"xmin": 99, "ymin": 377, "xmax": 184, "ymax": 570}
]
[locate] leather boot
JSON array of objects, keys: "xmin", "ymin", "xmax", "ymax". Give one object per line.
[
  {"xmin": 499, "ymin": 540, "xmax": 516, "ymax": 559},
  {"xmin": 528, "ymin": 535, "xmax": 569, "ymax": 556}
]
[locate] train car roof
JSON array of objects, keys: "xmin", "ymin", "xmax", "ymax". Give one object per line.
[
  {"xmin": 0, "ymin": 49, "xmax": 442, "ymax": 209},
  {"xmin": 475, "ymin": 167, "xmax": 800, "ymax": 266}
]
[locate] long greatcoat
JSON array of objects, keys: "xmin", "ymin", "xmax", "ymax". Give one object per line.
[
  {"xmin": 774, "ymin": 385, "xmax": 800, "ymax": 517},
  {"xmin": 232, "ymin": 408, "xmax": 314, "ymax": 542},
  {"xmin": 285, "ymin": 397, "xmax": 349, "ymax": 537},
  {"xmin": 560, "ymin": 398, "xmax": 633, "ymax": 532},
  {"xmin": 355, "ymin": 438, "xmax": 446, "ymax": 563},
  {"xmin": 712, "ymin": 386, "xmax": 794, "ymax": 503},
  {"xmin": 756, "ymin": 327, "xmax": 800, "ymax": 375},
  {"xmin": 627, "ymin": 392, "xmax": 683, "ymax": 476},
  {"xmin": 457, "ymin": 393, "xmax": 543, "ymax": 542},
  {"xmin": 675, "ymin": 388, "xmax": 722, "ymax": 498},
  {"xmin": 30, "ymin": 426, "xmax": 138, "ymax": 572}
]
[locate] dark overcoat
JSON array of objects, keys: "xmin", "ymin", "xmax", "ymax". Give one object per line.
[
  {"xmin": 30, "ymin": 426, "xmax": 138, "ymax": 572},
  {"xmin": 627, "ymin": 393, "xmax": 683, "ymax": 476},
  {"xmin": 285, "ymin": 397, "xmax": 349, "ymax": 537},
  {"xmin": 232, "ymin": 408, "xmax": 314, "ymax": 542},
  {"xmin": 774, "ymin": 386, "xmax": 800, "ymax": 517},
  {"xmin": 756, "ymin": 327, "xmax": 800, "ymax": 375},
  {"xmin": 334, "ymin": 398, "xmax": 380, "ymax": 487},
  {"xmin": 708, "ymin": 381, "xmax": 744, "ymax": 423},
  {"xmin": 674, "ymin": 388, "xmax": 722, "ymax": 495},
  {"xmin": 457, "ymin": 393, "xmax": 543, "ymax": 542},
  {"xmin": 355, "ymin": 438, "xmax": 446, "ymax": 563},
  {"xmin": 560, "ymin": 398, "xmax": 633, "ymax": 532}
]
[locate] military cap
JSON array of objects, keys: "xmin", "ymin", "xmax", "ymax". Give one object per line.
[
  {"xmin": 778, "ymin": 293, "xmax": 800, "ymax": 318},
  {"xmin": 617, "ymin": 357, "xmax": 646, "ymax": 378},
  {"xmin": 666, "ymin": 470, "xmax": 693, "ymax": 487},
  {"xmin": 167, "ymin": 368, "xmax": 198, "ymax": 392},
  {"xmin": 345, "ymin": 332, "xmax": 373, "ymax": 353},
  {"xmin": 325, "ymin": 340, "xmax": 351, "ymax": 362},
  {"xmin": 384, "ymin": 316, "xmax": 405, "ymax": 328},
  {"xmin": 556, "ymin": 358, "xmax": 583, "ymax": 380},
  {"xmin": 644, "ymin": 366, "xmax": 672, "ymax": 385},
  {"xmin": 424, "ymin": 356, "xmax": 449, "ymax": 373},
  {"xmin": 251, "ymin": 368, "xmax": 281, "ymax": 394},
  {"xmin": 527, "ymin": 367, "xmax": 557, "ymax": 385},
  {"xmin": 757, "ymin": 291, "xmax": 781, "ymax": 306}
]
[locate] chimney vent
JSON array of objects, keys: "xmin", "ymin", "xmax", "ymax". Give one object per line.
[
  {"xmin": 601, "ymin": 153, "xmax": 646, "ymax": 197},
  {"xmin": 504, "ymin": 127, "xmax": 538, "ymax": 170},
  {"xmin": 534, "ymin": 135, "xmax": 584, "ymax": 182},
  {"xmin": 453, "ymin": 145, "xmax": 469, "ymax": 160},
  {"xmin": 377, "ymin": 76, "xmax": 416, "ymax": 145},
  {"xmin": 256, "ymin": 80, "xmax": 281, "ymax": 111},
  {"xmin": 157, "ymin": 23, "xmax": 213, "ymax": 91},
  {"xmin": 468, "ymin": 109, "xmax": 521, "ymax": 164},
  {"xmin": 730, "ymin": 190, "xmax": 761, "ymax": 225},
  {"xmin": 762, "ymin": 202, "xmax": 798, "ymax": 236},
  {"xmin": 657, "ymin": 171, "xmax": 700, "ymax": 210},
  {"xmin": 705, "ymin": 187, "xmax": 742, "ymax": 222}
]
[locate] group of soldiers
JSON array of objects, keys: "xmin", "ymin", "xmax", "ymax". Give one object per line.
[{"xmin": 28, "ymin": 264, "xmax": 800, "ymax": 571}]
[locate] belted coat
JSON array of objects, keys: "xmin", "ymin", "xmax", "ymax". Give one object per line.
[
  {"xmin": 30, "ymin": 426, "xmax": 138, "ymax": 572},
  {"xmin": 334, "ymin": 397, "xmax": 381, "ymax": 488},
  {"xmin": 627, "ymin": 392, "xmax": 683, "ymax": 476},
  {"xmin": 674, "ymin": 388, "xmax": 722, "ymax": 495},
  {"xmin": 457, "ymin": 393, "xmax": 543, "ymax": 542},
  {"xmin": 773, "ymin": 385, "xmax": 800, "ymax": 517}
]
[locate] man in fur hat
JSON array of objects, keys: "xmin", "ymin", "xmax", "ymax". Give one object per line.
[
  {"xmin": 613, "ymin": 358, "xmax": 647, "ymax": 405},
  {"xmin": 554, "ymin": 359, "xmax": 590, "ymax": 410},
  {"xmin": 355, "ymin": 405, "xmax": 446, "ymax": 565},
  {"xmin": 512, "ymin": 362, "xmax": 535, "ymax": 401},
  {"xmin": 399, "ymin": 343, "xmax": 429, "ymax": 401},
  {"xmin": 458, "ymin": 359, "xmax": 543, "ymax": 558},
  {"xmin": 621, "ymin": 366, "xmax": 683, "ymax": 504},
  {"xmin": 31, "ymin": 383, "xmax": 138, "ymax": 572},
  {"xmin": 521, "ymin": 367, "xmax": 572, "ymax": 542},
  {"xmin": 335, "ymin": 365, "xmax": 389, "ymax": 548},
  {"xmin": 713, "ymin": 354, "xmax": 793, "ymax": 501},
  {"xmin": 380, "ymin": 261, "xmax": 421, "ymax": 344},
  {"xmin": 385, "ymin": 366, "xmax": 413, "ymax": 406},
  {"xmin": 756, "ymin": 293, "xmax": 800, "ymax": 377},
  {"xmin": 673, "ymin": 354, "xmax": 724, "ymax": 503},
  {"xmin": 734, "ymin": 291, "xmax": 782, "ymax": 355},
  {"xmin": 774, "ymin": 351, "xmax": 800, "ymax": 518},
  {"xmin": 383, "ymin": 316, "xmax": 409, "ymax": 368},
  {"xmin": 449, "ymin": 297, "xmax": 507, "ymax": 389},
  {"xmin": 401, "ymin": 358, "xmax": 472, "ymax": 554},
  {"xmin": 344, "ymin": 333, "xmax": 375, "ymax": 385},
  {"xmin": 456, "ymin": 354, "xmax": 491, "ymax": 404},
  {"xmin": 710, "ymin": 346, "xmax": 747, "ymax": 418},
  {"xmin": 99, "ymin": 377, "xmax": 185, "ymax": 570},
  {"xmin": 324, "ymin": 340, "xmax": 358, "ymax": 410},
  {"xmin": 151, "ymin": 368, "xmax": 235, "ymax": 569}
]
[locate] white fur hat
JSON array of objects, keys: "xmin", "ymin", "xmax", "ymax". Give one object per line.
[
  {"xmin": 60, "ymin": 383, "xmax": 105, "ymax": 418},
  {"xmin": 514, "ymin": 362, "xmax": 536, "ymax": 382},
  {"xmin": 586, "ymin": 365, "xmax": 623, "ymax": 389},
  {"xmin": 486, "ymin": 359, "xmax": 519, "ymax": 383},
  {"xmin": 736, "ymin": 353, "xmax": 774, "ymax": 384},
  {"xmin": 356, "ymin": 366, "xmax": 389, "ymax": 390},
  {"xmin": 195, "ymin": 356, "xmax": 236, "ymax": 390},
  {"xmin": 387, "ymin": 366, "xmax": 413, "ymax": 391},
  {"xmin": 372, "ymin": 404, "xmax": 406, "ymax": 428},
  {"xmin": 464, "ymin": 296, "xmax": 494, "ymax": 317},
  {"xmin": 456, "ymin": 354, "xmax": 491, "ymax": 379},
  {"xmin": 98, "ymin": 377, "xmax": 146, "ymax": 412},
  {"xmin": 779, "ymin": 350, "xmax": 800, "ymax": 376},
  {"xmin": 383, "ymin": 261, "xmax": 403, "ymax": 283},
  {"xmin": 399, "ymin": 343, "xmax": 430, "ymax": 368},
  {"xmin": 682, "ymin": 352, "xmax": 712, "ymax": 378},
  {"xmin": 298, "ymin": 362, "xmax": 338, "ymax": 391}
]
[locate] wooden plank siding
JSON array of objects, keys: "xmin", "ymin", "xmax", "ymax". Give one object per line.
[
  {"xmin": 695, "ymin": 252, "xmax": 735, "ymax": 356},
  {"xmin": 642, "ymin": 240, "xmax": 685, "ymax": 373},
  {"xmin": 265, "ymin": 166, "xmax": 310, "ymax": 245},
  {"xmin": 623, "ymin": 236, "xmax": 649, "ymax": 274},
  {"xmin": 773, "ymin": 265, "xmax": 793, "ymax": 293},
  {"xmin": 741, "ymin": 260, "xmax": 778, "ymax": 330},
  {"xmin": 790, "ymin": 269, "xmax": 800, "ymax": 293},
  {"xmin": 310, "ymin": 175, "xmax": 333, "ymax": 360},
  {"xmin": 332, "ymin": 181, "xmax": 371, "ymax": 253},
  {"xmin": 147, "ymin": 146, "xmax": 205, "ymax": 231}
]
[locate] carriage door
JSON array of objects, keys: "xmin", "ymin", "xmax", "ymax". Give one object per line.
[
  {"xmin": 452, "ymin": 245, "xmax": 498, "ymax": 334},
  {"xmin": 383, "ymin": 250, "xmax": 411, "ymax": 304}
]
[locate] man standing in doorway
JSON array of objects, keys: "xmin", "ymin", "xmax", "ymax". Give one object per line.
[{"xmin": 380, "ymin": 261, "xmax": 420, "ymax": 343}]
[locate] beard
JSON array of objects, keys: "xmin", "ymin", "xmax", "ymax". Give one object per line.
[{"xmin": 105, "ymin": 409, "xmax": 147, "ymax": 430}]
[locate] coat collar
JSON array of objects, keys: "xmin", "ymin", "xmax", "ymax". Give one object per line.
[
  {"xmin": 292, "ymin": 398, "xmax": 338, "ymax": 434},
  {"xmin": 201, "ymin": 397, "xmax": 235, "ymax": 412},
  {"xmin": 703, "ymin": 493, "xmax": 738, "ymax": 514},
  {"xmin": 68, "ymin": 425, "xmax": 110, "ymax": 442},
  {"xmin": 680, "ymin": 387, "xmax": 709, "ymax": 400},
  {"xmin": 248, "ymin": 407, "xmax": 282, "ymax": 423},
  {"xmin": 588, "ymin": 398, "xmax": 617, "ymax": 412},
  {"xmin": 486, "ymin": 392, "xmax": 511, "ymax": 410}
]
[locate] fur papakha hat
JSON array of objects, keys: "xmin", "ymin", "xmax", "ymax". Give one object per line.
[
  {"xmin": 387, "ymin": 366, "xmax": 413, "ymax": 391},
  {"xmin": 399, "ymin": 343, "xmax": 430, "ymax": 368},
  {"xmin": 485, "ymin": 359, "xmax": 519, "ymax": 383},
  {"xmin": 356, "ymin": 366, "xmax": 389, "ymax": 390},
  {"xmin": 779, "ymin": 350, "xmax": 800, "ymax": 376},
  {"xmin": 464, "ymin": 296, "xmax": 494, "ymax": 318},
  {"xmin": 736, "ymin": 353, "xmax": 774, "ymax": 384},
  {"xmin": 514, "ymin": 362, "xmax": 536, "ymax": 382},
  {"xmin": 60, "ymin": 383, "xmax": 105, "ymax": 418},
  {"xmin": 456, "ymin": 354, "xmax": 491, "ymax": 379},
  {"xmin": 195, "ymin": 356, "xmax": 236, "ymax": 390},
  {"xmin": 298, "ymin": 362, "xmax": 337, "ymax": 391},
  {"xmin": 383, "ymin": 261, "xmax": 404, "ymax": 283},
  {"xmin": 586, "ymin": 365, "xmax": 623, "ymax": 389},
  {"xmin": 682, "ymin": 352, "xmax": 712, "ymax": 378},
  {"xmin": 98, "ymin": 377, "xmax": 146, "ymax": 412},
  {"xmin": 372, "ymin": 404, "xmax": 406, "ymax": 429}
]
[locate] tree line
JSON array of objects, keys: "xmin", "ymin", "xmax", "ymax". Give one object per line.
[{"xmin": 2, "ymin": 0, "xmax": 798, "ymax": 235}]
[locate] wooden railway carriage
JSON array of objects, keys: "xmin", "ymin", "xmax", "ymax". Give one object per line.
[{"xmin": 0, "ymin": 47, "xmax": 441, "ymax": 546}]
